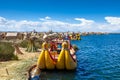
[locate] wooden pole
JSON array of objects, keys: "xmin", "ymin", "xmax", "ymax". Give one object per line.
[{"xmin": 6, "ymin": 68, "xmax": 9, "ymax": 75}]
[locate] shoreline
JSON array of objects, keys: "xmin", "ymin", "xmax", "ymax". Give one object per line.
[{"xmin": 0, "ymin": 48, "xmax": 40, "ymax": 80}]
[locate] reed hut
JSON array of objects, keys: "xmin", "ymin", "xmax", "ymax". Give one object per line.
[{"xmin": 5, "ymin": 32, "xmax": 18, "ymax": 40}]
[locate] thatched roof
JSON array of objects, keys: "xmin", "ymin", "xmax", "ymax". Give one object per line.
[{"xmin": 6, "ymin": 33, "xmax": 18, "ymax": 37}]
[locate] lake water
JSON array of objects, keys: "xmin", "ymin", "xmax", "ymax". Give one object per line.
[{"xmin": 40, "ymin": 34, "xmax": 120, "ymax": 80}]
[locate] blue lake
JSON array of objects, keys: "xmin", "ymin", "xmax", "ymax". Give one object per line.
[{"xmin": 41, "ymin": 34, "xmax": 120, "ymax": 80}]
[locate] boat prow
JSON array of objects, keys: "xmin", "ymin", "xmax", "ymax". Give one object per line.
[{"xmin": 37, "ymin": 40, "xmax": 77, "ymax": 70}]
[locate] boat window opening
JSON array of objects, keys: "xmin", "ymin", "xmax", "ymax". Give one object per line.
[{"xmin": 57, "ymin": 43, "xmax": 62, "ymax": 54}]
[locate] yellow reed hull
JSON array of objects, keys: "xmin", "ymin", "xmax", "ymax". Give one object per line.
[
  {"xmin": 37, "ymin": 50, "xmax": 77, "ymax": 70},
  {"xmin": 76, "ymin": 37, "xmax": 81, "ymax": 40},
  {"xmin": 56, "ymin": 49, "xmax": 65, "ymax": 69},
  {"xmin": 65, "ymin": 50, "xmax": 77, "ymax": 70},
  {"xmin": 37, "ymin": 50, "xmax": 46, "ymax": 69},
  {"xmin": 37, "ymin": 42, "xmax": 77, "ymax": 70},
  {"xmin": 71, "ymin": 37, "xmax": 80, "ymax": 40},
  {"xmin": 45, "ymin": 50, "xmax": 55, "ymax": 69}
]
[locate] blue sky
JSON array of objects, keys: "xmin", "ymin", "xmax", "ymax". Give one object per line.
[{"xmin": 0, "ymin": 0, "xmax": 120, "ymax": 32}]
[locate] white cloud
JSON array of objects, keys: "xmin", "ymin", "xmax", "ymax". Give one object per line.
[
  {"xmin": 74, "ymin": 18, "xmax": 95, "ymax": 25},
  {"xmin": 45, "ymin": 16, "xmax": 51, "ymax": 20},
  {"xmin": 40, "ymin": 16, "xmax": 51, "ymax": 21},
  {"xmin": 0, "ymin": 16, "xmax": 120, "ymax": 32},
  {"xmin": 0, "ymin": 16, "xmax": 7, "ymax": 25},
  {"xmin": 101, "ymin": 17, "xmax": 120, "ymax": 32},
  {"xmin": 105, "ymin": 16, "xmax": 120, "ymax": 25},
  {"xmin": 0, "ymin": 17, "xmax": 42, "ymax": 31}
]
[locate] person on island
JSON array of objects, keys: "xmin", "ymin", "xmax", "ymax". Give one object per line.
[
  {"xmin": 49, "ymin": 41, "xmax": 58, "ymax": 60},
  {"xmin": 50, "ymin": 41, "xmax": 57, "ymax": 51}
]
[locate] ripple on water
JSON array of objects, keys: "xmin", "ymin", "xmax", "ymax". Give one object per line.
[
  {"xmin": 71, "ymin": 34, "xmax": 120, "ymax": 80},
  {"xmin": 40, "ymin": 34, "xmax": 120, "ymax": 80}
]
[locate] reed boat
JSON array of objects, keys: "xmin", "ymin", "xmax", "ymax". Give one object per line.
[
  {"xmin": 28, "ymin": 40, "xmax": 77, "ymax": 80},
  {"xmin": 70, "ymin": 33, "xmax": 81, "ymax": 40}
]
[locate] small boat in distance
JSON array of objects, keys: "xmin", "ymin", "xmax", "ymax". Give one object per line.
[{"xmin": 69, "ymin": 33, "xmax": 81, "ymax": 40}]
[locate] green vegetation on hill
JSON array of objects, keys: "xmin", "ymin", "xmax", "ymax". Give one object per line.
[
  {"xmin": 19, "ymin": 39, "xmax": 43, "ymax": 49},
  {"xmin": 19, "ymin": 40, "xmax": 28, "ymax": 48},
  {"xmin": 26, "ymin": 39, "xmax": 38, "ymax": 52},
  {"xmin": 0, "ymin": 42, "xmax": 18, "ymax": 61}
]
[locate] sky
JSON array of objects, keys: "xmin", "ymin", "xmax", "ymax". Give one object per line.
[{"xmin": 0, "ymin": 0, "xmax": 120, "ymax": 32}]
